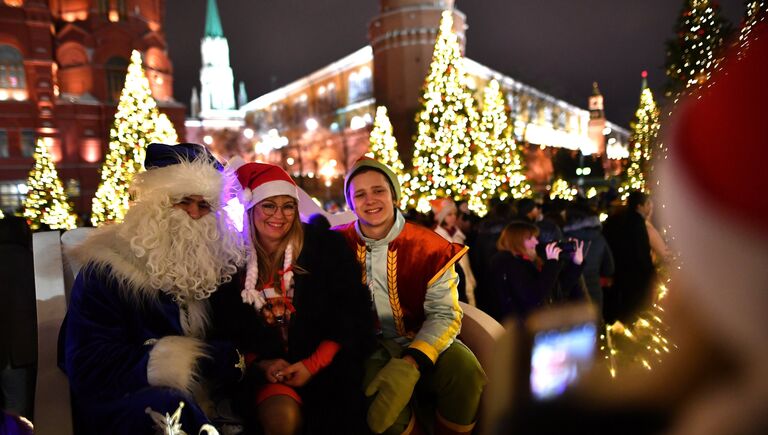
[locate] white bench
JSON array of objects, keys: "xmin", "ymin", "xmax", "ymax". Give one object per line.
[{"xmin": 32, "ymin": 230, "xmax": 74, "ymax": 435}]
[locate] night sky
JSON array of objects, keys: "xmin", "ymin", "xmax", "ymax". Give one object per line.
[{"xmin": 165, "ymin": 0, "xmax": 746, "ymax": 129}]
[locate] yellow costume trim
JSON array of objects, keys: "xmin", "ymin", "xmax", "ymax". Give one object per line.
[
  {"xmin": 409, "ymin": 339, "xmax": 439, "ymax": 363},
  {"xmin": 427, "ymin": 245, "xmax": 469, "ymax": 287},
  {"xmin": 433, "ymin": 267, "xmax": 462, "ymax": 354},
  {"xmin": 387, "ymin": 248, "xmax": 408, "ymax": 337},
  {"xmin": 436, "ymin": 412, "xmax": 476, "ymax": 432},
  {"xmin": 356, "ymin": 244, "xmax": 367, "ymax": 285}
]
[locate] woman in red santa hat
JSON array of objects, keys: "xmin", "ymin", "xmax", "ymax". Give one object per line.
[{"xmin": 210, "ymin": 161, "xmax": 375, "ymax": 435}]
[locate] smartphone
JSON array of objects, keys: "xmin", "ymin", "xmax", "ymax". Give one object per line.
[{"xmin": 525, "ymin": 303, "xmax": 598, "ymax": 401}]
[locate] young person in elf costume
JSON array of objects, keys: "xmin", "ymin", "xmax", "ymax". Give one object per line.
[
  {"xmin": 60, "ymin": 143, "xmax": 247, "ymax": 434},
  {"xmin": 210, "ymin": 161, "xmax": 374, "ymax": 435},
  {"xmin": 335, "ymin": 157, "xmax": 487, "ymax": 435}
]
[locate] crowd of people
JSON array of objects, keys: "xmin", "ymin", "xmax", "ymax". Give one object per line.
[{"xmin": 401, "ymin": 190, "xmax": 666, "ymax": 330}]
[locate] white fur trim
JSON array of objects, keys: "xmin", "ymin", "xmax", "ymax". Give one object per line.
[
  {"xmin": 180, "ymin": 299, "xmax": 211, "ymax": 339},
  {"xmin": 247, "ymin": 180, "xmax": 298, "ymax": 209},
  {"xmin": 658, "ymin": 154, "xmax": 768, "ymax": 359},
  {"xmin": 132, "ymin": 158, "xmax": 223, "ymax": 207},
  {"xmin": 226, "ymin": 156, "xmax": 247, "ymax": 172},
  {"xmin": 147, "ymin": 336, "xmax": 208, "ymax": 394},
  {"xmin": 68, "ymin": 224, "xmax": 153, "ymax": 299}
]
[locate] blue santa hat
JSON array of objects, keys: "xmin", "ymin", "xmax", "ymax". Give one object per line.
[
  {"xmin": 144, "ymin": 142, "xmax": 223, "ymax": 171},
  {"xmin": 130, "ymin": 143, "xmax": 227, "ymax": 207}
]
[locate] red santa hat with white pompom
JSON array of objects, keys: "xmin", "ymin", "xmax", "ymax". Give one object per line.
[{"xmin": 658, "ymin": 19, "xmax": 768, "ymax": 396}]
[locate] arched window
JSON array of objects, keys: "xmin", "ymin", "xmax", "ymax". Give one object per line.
[
  {"xmin": 0, "ymin": 44, "xmax": 27, "ymax": 101},
  {"xmin": 105, "ymin": 56, "xmax": 129, "ymax": 102}
]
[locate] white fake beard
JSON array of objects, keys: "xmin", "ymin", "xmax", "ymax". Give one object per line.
[{"xmin": 122, "ymin": 206, "xmax": 245, "ymax": 302}]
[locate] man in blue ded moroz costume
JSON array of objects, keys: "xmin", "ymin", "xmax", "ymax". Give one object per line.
[{"xmin": 60, "ymin": 143, "xmax": 246, "ymax": 434}]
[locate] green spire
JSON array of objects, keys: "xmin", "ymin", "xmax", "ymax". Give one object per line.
[{"xmin": 204, "ymin": 0, "xmax": 224, "ymax": 38}]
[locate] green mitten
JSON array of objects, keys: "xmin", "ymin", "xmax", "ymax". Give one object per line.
[{"xmin": 365, "ymin": 358, "xmax": 421, "ymax": 434}]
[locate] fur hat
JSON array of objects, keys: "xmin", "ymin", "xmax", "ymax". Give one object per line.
[
  {"xmin": 131, "ymin": 143, "xmax": 224, "ymax": 207},
  {"xmin": 344, "ymin": 156, "xmax": 401, "ymax": 208},
  {"xmin": 431, "ymin": 198, "xmax": 457, "ymax": 225}
]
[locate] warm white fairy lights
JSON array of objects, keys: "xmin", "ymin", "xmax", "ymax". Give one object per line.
[
  {"xmin": 409, "ymin": 11, "xmax": 481, "ymax": 212},
  {"xmin": 23, "ymin": 138, "xmax": 77, "ymax": 230},
  {"xmin": 91, "ymin": 50, "xmax": 178, "ymax": 226}
]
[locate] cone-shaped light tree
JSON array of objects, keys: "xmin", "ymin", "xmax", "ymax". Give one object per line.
[
  {"xmin": 91, "ymin": 50, "xmax": 178, "ymax": 226},
  {"xmin": 621, "ymin": 72, "xmax": 661, "ymax": 198},
  {"xmin": 23, "ymin": 138, "xmax": 77, "ymax": 230},
  {"xmin": 409, "ymin": 10, "xmax": 480, "ymax": 212},
  {"xmin": 469, "ymin": 80, "xmax": 530, "ymax": 216},
  {"xmin": 367, "ymin": 106, "xmax": 411, "ymax": 208},
  {"xmin": 738, "ymin": 1, "xmax": 767, "ymax": 49},
  {"xmin": 665, "ymin": 0, "xmax": 731, "ymax": 101}
]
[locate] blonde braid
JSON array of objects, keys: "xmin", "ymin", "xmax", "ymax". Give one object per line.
[{"xmin": 241, "ymin": 214, "xmax": 265, "ymax": 309}]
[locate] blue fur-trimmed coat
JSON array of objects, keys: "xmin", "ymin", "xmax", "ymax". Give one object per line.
[{"xmin": 58, "ymin": 227, "xmax": 242, "ymax": 434}]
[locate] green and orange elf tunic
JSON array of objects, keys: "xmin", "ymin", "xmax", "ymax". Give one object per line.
[{"xmin": 335, "ymin": 212, "xmax": 468, "ymax": 369}]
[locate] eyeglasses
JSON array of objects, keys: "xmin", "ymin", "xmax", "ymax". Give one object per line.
[{"xmin": 258, "ymin": 202, "xmax": 297, "ymax": 217}]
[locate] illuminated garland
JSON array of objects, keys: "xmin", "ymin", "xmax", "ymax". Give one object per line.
[
  {"xmin": 620, "ymin": 73, "xmax": 660, "ymax": 199},
  {"xmin": 409, "ymin": 10, "xmax": 480, "ymax": 213},
  {"xmin": 548, "ymin": 178, "xmax": 576, "ymax": 201},
  {"xmin": 367, "ymin": 106, "xmax": 412, "ymax": 208},
  {"xmin": 469, "ymin": 80, "xmax": 530, "ymax": 216},
  {"xmin": 91, "ymin": 50, "xmax": 178, "ymax": 226},
  {"xmin": 602, "ymin": 266, "xmax": 676, "ymax": 377},
  {"xmin": 23, "ymin": 138, "xmax": 77, "ymax": 230},
  {"xmin": 664, "ymin": 0, "xmax": 729, "ymax": 101}
]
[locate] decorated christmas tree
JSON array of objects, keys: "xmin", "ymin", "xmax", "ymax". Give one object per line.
[
  {"xmin": 409, "ymin": 10, "xmax": 480, "ymax": 212},
  {"xmin": 91, "ymin": 50, "xmax": 178, "ymax": 226},
  {"xmin": 665, "ymin": 0, "xmax": 731, "ymax": 100},
  {"xmin": 367, "ymin": 106, "xmax": 412, "ymax": 207},
  {"xmin": 23, "ymin": 138, "xmax": 77, "ymax": 230},
  {"xmin": 620, "ymin": 72, "xmax": 661, "ymax": 199},
  {"xmin": 737, "ymin": 1, "xmax": 767, "ymax": 50},
  {"xmin": 469, "ymin": 80, "xmax": 530, "ymax": 216},
  {"xmin": 549, "ymin": 178, "xmax": 576, "ymax": 201}
]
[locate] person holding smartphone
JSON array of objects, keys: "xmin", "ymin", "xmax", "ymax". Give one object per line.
[{"xmin": 491, "ymin": 221, "xmax": 584, "ymax": 321}]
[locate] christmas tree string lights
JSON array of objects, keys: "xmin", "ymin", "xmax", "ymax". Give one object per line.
[
  {"xmin": 367, "ymin": 106, "xmax": 412, "ymax": 208},
  {"xmin": 665, "ymin": 0, "xmax": 730, "ymax": 101},
  {"xmin": 91, "ymin": 50, "xmax": 178, "ymax": 226},
  {"xmin": 23, "ymin": 137, "xmax": 77, "ymax": 230},
  {"xmin": 469, "ymin": 79, "xmax": 530, "ymax": 216},
  {"xmin": 620, "ymin": 71, "xmax": 660, "ymax": 199},
  {"xmin": 410, "ymin": 10, "xmax": 480, "ymax": 212}
]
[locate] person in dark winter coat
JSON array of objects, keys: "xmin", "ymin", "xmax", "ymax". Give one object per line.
[
  {"xmin": 470, "ymin": 200, "xmax": 514, "ymax": 320},
  {"xmin": 490, "ymin": 221, "xmax": 584, "ymax": 321},
  {"xmin": 602, "ymin": 191, "xmax": 655, "ymax": 323},
  {"xmin": 563, "ymin": 204, "xmax": 615, "ymax": 318},
  {"xmin": 0, "ymin": 216, "xmax": 36, "ymax": 420},
  {"xmin": 211, "ymin": 161, "xmax": 374, "ymax": 435},
  {"xmin": 60, "ymin": 143, "xmax": 247, "ymax": 434}
]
